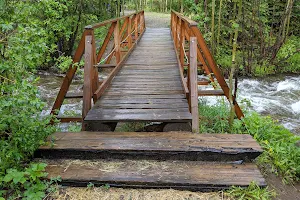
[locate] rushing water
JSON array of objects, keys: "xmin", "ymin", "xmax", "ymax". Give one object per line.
[
  {"xmin": 37, "ymin": 72, "xmax": 300, "ymax": 134},
  {"xmin": 238, "ymin": 75, "xmax": 300, "ymax": 133}
]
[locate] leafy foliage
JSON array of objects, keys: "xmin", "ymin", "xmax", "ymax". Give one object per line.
[
  {"xmin": 198, "ymin": 101, "xmax": 300, "ymax": 183},
  {"xmin": 0, "ymin": 163, "xmax": 61, "ymax": 200},
  {"xmin": 134, "ymin": 0, "xmax": 300, "ymax": 76},
  {"xmin": 227, "ymin": 181, "xmax": 276, "ymax": 200}
]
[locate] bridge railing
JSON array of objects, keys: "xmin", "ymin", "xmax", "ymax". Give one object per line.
[
  {"xmin": 170, "ymin": 10, "xmax": 244, "ymax": 123},
  {"xmin": 51, "ymin": 11, "xmax": 146, "ymax": 123}
]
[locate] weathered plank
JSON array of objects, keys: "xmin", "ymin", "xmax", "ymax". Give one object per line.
[
  {"xmin": 43, "ymin": 159, "xmax": 266, "ymax": 190},
  {"xmin": 85, "ymin": 28, "xmax": 191, "ymax": 124},
  {"xmin": 37, "ymin": 132, "xmax": 263, "ymax": 161}
]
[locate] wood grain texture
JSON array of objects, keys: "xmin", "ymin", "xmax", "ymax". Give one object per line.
[
  {"xmin": 85, "ymin": 28, "xmax": 192, "ymax": 125},
  {"xmin": 43, "ymin": 158, "xmax": 266, "ymax": 190},
  {"xmin": 37, "ymin": 132, "xmax": 263, "ymax": 161}
]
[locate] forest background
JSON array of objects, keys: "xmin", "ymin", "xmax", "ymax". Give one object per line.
[{"xmin": 0, "ymin": 0, "xmax": 299, "ymax": 199}]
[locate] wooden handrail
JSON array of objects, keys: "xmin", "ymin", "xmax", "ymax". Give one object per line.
[
  {"xmin": 51, "ymin": 11, "xmax": 146, "ymax": 125},
  {"xmin": 91, "ymin": 11, "xmax": 144, "ymax": 29},
  {"xmin": 171, "ymin": 10, "xmax": 244, "ymax": 119}
]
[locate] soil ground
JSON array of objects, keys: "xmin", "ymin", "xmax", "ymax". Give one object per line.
[{"xmin": 49, "ymin": 11, "xmax": 300, "ymax": 200}]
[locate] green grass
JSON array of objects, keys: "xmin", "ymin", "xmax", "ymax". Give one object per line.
[
  {"xmin": 226, "ymin": 182, "xmax": 276, "ymax": 200},
  {"xmin": 198, "ymin": 100, "xmax": 300, "ymax": 183}
]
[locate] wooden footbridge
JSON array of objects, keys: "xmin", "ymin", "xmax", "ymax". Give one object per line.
[{"xmin": 37, "ymin": 11, "xmax": 266, "ymax": 190}]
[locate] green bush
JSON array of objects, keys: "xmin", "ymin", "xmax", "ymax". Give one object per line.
[
  {"xmin": 198, "ymin": 101, "xmax": 300, "ymax": 182},
  {"xmin": 0, "ymin": 79, "xmax": 55, "ymax": 173}
]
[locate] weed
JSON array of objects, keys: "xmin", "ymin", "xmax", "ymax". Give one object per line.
[
  {"xmin": 226, "ymin": 182, "xmax": 276, "ymax": 200},
  {"xmin": 0, "ymin": 163, "xmax": 60, "ymax": 200},
  {"xmin": 87, "ymin": 182, "xmax": 94, "ymax": 189},
  {"xmin": 198, "ymin": 101, "xmax": 300, "ymax": 183}
]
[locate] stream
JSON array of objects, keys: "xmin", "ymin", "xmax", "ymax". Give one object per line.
[{"xmin": 37, "ymin": 72, "xmax": 300, "ymax": 134}]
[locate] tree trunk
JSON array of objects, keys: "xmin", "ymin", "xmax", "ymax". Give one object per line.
[
  {"xmin": 229, "ymin": 0, "xmax": 243, "ymax": 130},
  {"xmin": 216, "ymin": 0, "xmax": 223, "ymax": 54}
]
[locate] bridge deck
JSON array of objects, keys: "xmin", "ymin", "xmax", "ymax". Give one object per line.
[{"xmin": 85, "ymin": 28, "xmax": 192, "ymax": 123}]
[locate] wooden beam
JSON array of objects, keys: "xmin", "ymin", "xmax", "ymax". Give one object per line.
[
  {"xmin": 50, "ymin": 31, "xmax": 86, "ymax": 115},
  {"xmin": 134, "ymin": 14, "xmax": 138, "ymax": 40},
  {"xmin": 171, "ymin": 26, "xmax": 189, "ymax": 97},
  {"xmin": 91, "ymin": 11, "xmax": 143, "ymax": 29},
  {"xmin": 189, "ymin": 37, "xmax": 199, "ymax": 133},
  {"xmin": 82, "ymin": 33, "xmax": 93, "ymax": 121},
  {"xmin": 56, "ymin": 116, "xmax": 82, "ymax": 123},
  {"xmin": 91, "ymin": 29, "xmax": 99, "ymax": 98},
  {"xmin": 190, "ymin": 26, "xmax": 244, "ymax": 119},
  {"xmin": 198, "ymin": 90, "xmax": 225, "ymax": 96},
  {"xmin": 179, "ymin": 20, "xmax": 185, "ymax": 69},
  {"xmin": 97, "ymin": 64, "xmax": 116, "ymax": 68},
  {"xmin": 127, "ymin": 16, "xmax": 132, "ymax": 49},
  {"xmin": 114, "ymin": 21, "xmax": 121, "ymax": 64},
  {"xmin": 96, "ymin": 23, "xmax": 116, "ymax": 63}
]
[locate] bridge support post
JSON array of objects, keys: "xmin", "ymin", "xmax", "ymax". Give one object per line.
[
  {"xmin": 114, "ymin": 21, "xmax": 121, "ymax": 64},
  {"xmin": 127, "ymin": 17, "xmax": 132, "ymax": 49},
  {"xmin": 82, "ymin": 27, "xmax": 94, "ymax": 128},
  {"xmin": 189, "ymin": 37, "xmax": 199, "ymax": 133}
]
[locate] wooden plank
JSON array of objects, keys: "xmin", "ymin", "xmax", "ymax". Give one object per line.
[
  {"xmin": 65, "ymin": 93, "xmax": 83, "ymax": 99},
  {"xmin": 94, "ymin": 104, "xmax": 189, "ymax": 109},
  {"xmin": 101, "ymin": 94, "xmax": 186, "ymax": 99},
  {"xmin": 56, "ymin": 116, "xmax": 82, "ymax": 123},
  {"xmin": 108, "ymin": 86, "xmax": 183, "ymax": 90},
  {"xmin": 84, "ymin": 112, "xmax": 192, "ymax": 122},
  {"xmin": 198, "ymin": 90, "xmax": 225, "ymax": 96},
  {"xmin": 97, "ymin": 64, "xmax": 116, "ymax": 68},
  {"xmin": 87, "ymin": 109, "xmax": 191, "ymax": 115},
  {"xmin": 37, "ymin": 132, "xmax": 263, "ymax": 162},
  {"xmin": 97, "ymin": 98, "xmax": 188, "ymax": 104},
  {"xmin": 103, "ymin": 91, "xmax": 184, "ymax": 95},
  {"xmin": 42, "ymin": 159, "xmax": 266, "ymax": 190}
]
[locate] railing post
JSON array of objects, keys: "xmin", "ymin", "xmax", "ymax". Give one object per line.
[
  {"xmin": 174, "ymin": 16, "xmax": 178, "ymax": 48},
  {"xmin": 142, "ymin": 11, "xmax": 146, "ymax": 30},
  {"xmin": 179, "ymin": 20, "xmax": 185, "ymax": 69},
  {"xmin": 189, "ymin": 37, "xmax": 199, "ymax": 133},
  {"xmin": 127, "ymin": 16, "xmax": 132, "ymax": 49},
  {"xmin": 114, "ymin": 21, "xmax": 121, "ymax": 64},
  {"xmin": 82, "ymin": 26, "xmax": 93, "ymax": 122},
  {"xmin": 134, "ymin": 14, "xmax": 138, "ymax": 41}
]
